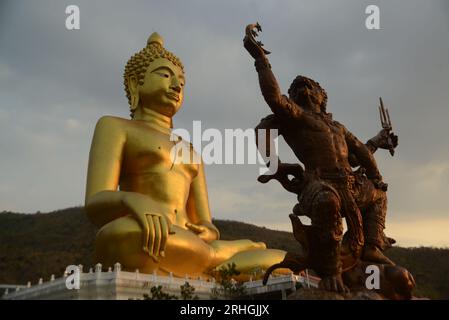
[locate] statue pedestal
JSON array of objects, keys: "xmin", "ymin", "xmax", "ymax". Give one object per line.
[
  {"xmin": 2, "ymin": 264, "xmax": 315, "ymax": 300},
  {"xmin": 2, "ymin": 265, "xmax": 216, "ymax": 300}
]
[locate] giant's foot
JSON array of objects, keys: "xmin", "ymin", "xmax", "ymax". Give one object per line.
[{"xmin": 362, "ymin": 244, "xmax": 395, "ymax": 265}]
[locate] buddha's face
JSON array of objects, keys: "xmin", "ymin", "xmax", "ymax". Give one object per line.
[{"xmin": 138, "ymin": 58, "xmax": 185, "ymax": 117}]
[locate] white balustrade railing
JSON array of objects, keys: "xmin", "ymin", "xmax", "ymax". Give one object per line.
[{"xmin": 2, "ymin": 263, "xmax": 319, "ymax": 299}]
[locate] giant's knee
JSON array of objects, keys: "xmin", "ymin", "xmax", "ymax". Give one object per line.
[
  {"xmin": 313, "ymin": 191, "xmax": 341, "ymax": 213},
  {"xmin": 311, "ymin": 191, "xmax": 343, "ymax": 241}
]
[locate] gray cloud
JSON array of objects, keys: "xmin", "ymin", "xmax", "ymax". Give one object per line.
[{"xmin": 0, "ymin": 0, "xmax": 448, "ymax": 245}]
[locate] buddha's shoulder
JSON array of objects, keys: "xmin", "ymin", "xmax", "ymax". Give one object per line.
[{"xmin": 95, "ymin": 115, "xmax": 135, "ymax": 131}]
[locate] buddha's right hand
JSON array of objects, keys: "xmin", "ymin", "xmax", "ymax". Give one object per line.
[{"xmin": 122, "ymin": 193, "xmax": 174, "ymax": 262}]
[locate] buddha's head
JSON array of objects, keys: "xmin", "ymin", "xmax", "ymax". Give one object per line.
[{"xmin": 124, "ymin": 33, "xmax": 185, "ymax": 119}]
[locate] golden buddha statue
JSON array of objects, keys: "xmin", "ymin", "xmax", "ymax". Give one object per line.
[{"xmin": 84, "ymin": 33, "xmax": 286, "ymax": 279}]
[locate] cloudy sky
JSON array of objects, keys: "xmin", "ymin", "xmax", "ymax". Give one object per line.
[{"xmin": 1, "ymin": 0, "xmax": 448, "ymax": 247}]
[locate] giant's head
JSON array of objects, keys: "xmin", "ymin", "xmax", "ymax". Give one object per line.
[
  {"xmin": 124, "ymin": 33, "xmax": 185, "ymax": 118},
  {"xmin": 288, "ymin": 75, "xmax": 328, "ymax": 113}
]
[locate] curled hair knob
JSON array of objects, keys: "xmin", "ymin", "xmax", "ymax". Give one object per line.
[{"xmin": 147, "ymin": 32, "xmax": 164, "ymax": 47}]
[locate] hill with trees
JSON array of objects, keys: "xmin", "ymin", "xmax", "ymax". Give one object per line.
[{"xmin": 0, "ymin": 207, "xmax": 447, "ymax": 299}]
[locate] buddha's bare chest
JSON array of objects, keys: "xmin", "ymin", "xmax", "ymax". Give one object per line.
[{"xmin": 122, "ymin": 126, "xmax": 198, "ymax": 177}]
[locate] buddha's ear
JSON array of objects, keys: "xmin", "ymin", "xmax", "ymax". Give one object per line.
[{"xmin": 128, "ymin": 75, "xmax": 139, "ymax": 112}]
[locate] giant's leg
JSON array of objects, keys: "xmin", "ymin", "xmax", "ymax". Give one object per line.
[
  {"xmin": 308, "ymin": 190, "xmax": 347, "ymax": 292},
  {"xmin": 362, "ymin": 188, "xmax": 395, "ymax": 265}
]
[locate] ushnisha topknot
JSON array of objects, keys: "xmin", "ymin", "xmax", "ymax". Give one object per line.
[
  {"xmin": 124, "ymin": 32, "xmax": 184, "ymax": 117},
  {"xmin": 147, "ymin": 32, "xmax": 164, "ymax": 46}
]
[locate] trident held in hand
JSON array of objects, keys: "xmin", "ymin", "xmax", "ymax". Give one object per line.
[{"xmin": 378, "ymin": 97, "xmax": 395, "ymax": 156}]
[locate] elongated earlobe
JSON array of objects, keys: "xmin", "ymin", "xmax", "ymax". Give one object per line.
[
  {"xmin": 131, "ymin": 94, "xmax": 139, "ymax": 111},
  {"xmin": 128, "ymin": 76, "xmax": 139, "ymax": 115}
]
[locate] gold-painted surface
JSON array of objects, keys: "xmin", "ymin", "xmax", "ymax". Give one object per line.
[{"xmin": 85, "ymin": 33, "xmax": 286, "ymax": 278}]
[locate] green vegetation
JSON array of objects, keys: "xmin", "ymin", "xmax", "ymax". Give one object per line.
[
  {"xmin": 210, "ymin": 263, "xmax": 247, "ymax": 299},
  {"xmin": 180, "ymin": 281, "xmax": 199, "ymax": 300},
  {"xmin": 141, "ymin": 281, "xmax": 199, "ymax": 300},
  {"xmin": 0, "ymin": 207, "xmax": 448, "ymax": 299},
  {"xmin": 143, "ymin": 285, "xmax": 178, "ymax": 300}
]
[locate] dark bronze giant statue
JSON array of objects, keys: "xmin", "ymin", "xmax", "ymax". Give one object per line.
[{"xmin": 243, "ymin": 23, "xmax": 415, "ymax": 299}]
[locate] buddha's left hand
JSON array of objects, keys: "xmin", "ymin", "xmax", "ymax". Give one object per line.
[{"xmin": 185, "ymin": 221, "xmax": 219, "ymax": 243}]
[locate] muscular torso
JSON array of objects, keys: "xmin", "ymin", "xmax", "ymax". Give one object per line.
[
  {"xmin": 281, "ymin": 113, "xmax": 352, "ymax": 175},
  {"xmin": 117, "ymin": 118, "xmax": 199, "ymax": 227}
]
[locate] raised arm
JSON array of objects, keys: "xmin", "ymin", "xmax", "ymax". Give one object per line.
[{"xmin": 243, "ymin": 33, "xmax": 303, "ymax": 120}]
